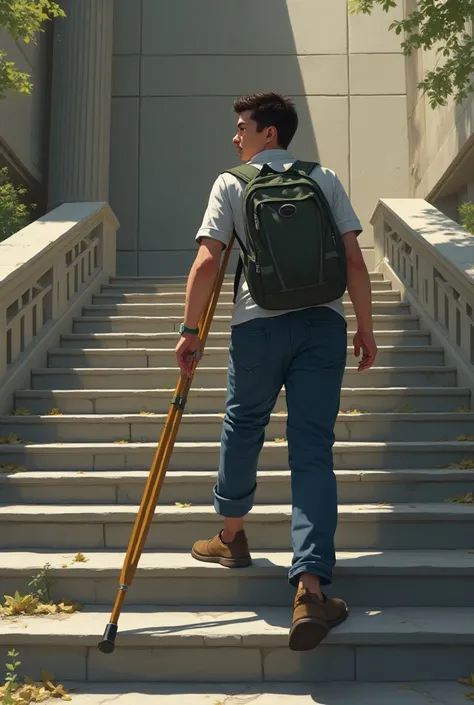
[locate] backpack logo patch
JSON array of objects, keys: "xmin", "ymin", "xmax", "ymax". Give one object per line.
[{"xmin": 278, "ymin": 204, "xmax": 297, "ymax": 218}]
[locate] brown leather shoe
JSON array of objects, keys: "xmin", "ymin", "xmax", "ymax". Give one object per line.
[
  {"xmin": 191, "ymin": 530, "xmax": 252, "ymax": 568},
  {"xmin": 289, "ymin": 584, "xmax": 349, "ymax": 651}
]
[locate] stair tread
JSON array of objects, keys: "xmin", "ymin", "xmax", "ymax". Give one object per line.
[
  {"xmin": 49, "ymin": 345, "xmax": 440, "ymax": 353},
  {"xmin": 73, "ymin": 314, "xmax": 417, "ymax": 321},
  {"xmin": 1, "ymin": 548, "xmax": 473, "ymax": 574},
  {"xmin": 1, "ymin": 468, "xmax": 472, "ymax": 482},
  {"xmin": 34, "ymin": 681, "xmax": 473, "ymax": 705},
  {"xmin": 16, "ymin": 386, "xmax": 470, "ymax": 395},
  {"xmin": 3, "ymin": 411, "xmax": 473, "ymax": 422},
  {"xmin": 62, "ymin": 329, "xmax": 424, "ymax": 339},
  {"xmin": 1, "ymin": 605, "xmax": 474, "ymax": 645},
  {"xmin": 2, "ymin": 439, "xmax": 473, "ymax": 448},
  {"xmin": 31, "ymin": 365, "xmax": 455, "ymax": 373},
  {"xmin": 1, "ymin": 502, "xmax": 473, "ymax": 520}
]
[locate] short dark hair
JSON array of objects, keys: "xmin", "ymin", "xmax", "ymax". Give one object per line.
[{"xmin": 233, "ymin": 92, "xmax": 298, "ymax": 149}]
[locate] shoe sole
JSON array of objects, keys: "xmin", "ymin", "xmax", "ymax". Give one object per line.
[
  {"xmin": 288, "ymin": 608, "xmax": 349, "ymax": 652},
  {"xmin": 191, "ymin": 547, "xmax": 252, "ymax": 568}
]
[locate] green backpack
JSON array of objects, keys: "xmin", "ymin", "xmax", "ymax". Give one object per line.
[{"xmin": 225, "ymin": 160, "xmax": 347, "ymax": 310}]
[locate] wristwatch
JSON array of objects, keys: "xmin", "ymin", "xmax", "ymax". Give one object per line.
[{"xmin": 179, "ymin": 323, "xmax": 199, "ymax": 335}]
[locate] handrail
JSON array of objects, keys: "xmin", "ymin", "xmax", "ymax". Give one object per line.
[
  {"xmin": 0, "ymin": 202, "xmax": 118, "ymax": 385},
  {"xmin": 372, "ymin": 198, "xmax": 474, "ymax": 385}
]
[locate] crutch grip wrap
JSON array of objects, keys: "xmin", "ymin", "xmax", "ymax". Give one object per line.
[{"xmin": 172, "ymin": 394, "xmax": 187, "ymax": 411}]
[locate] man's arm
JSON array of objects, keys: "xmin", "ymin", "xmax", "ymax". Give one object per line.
[
  {"xmin": 343, "ymin": 231, "xmax": 377, "ymax": 371},
  {"xmin": 175, "ymin": 237, "xmax": 224, "ymax": 376},
  {"xmin": 183, "ymin": 237, "xmax": 224, "ymax": 330}
]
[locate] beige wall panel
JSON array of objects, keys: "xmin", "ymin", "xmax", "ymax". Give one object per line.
[
  {"xmin": 142, "ymin": 0, "xmax": 347, "ymax": 56},
  {"xmin": 141, "ymin": 55, "xmax": 348, "ymax": 97},
  {"xmin": 113, "ymin": 0, "xmax": 142, "ymax": 54},
  {"xmin": 112, "ymin": 56, "xmax": 139, "ymax": 97},
  {"xmin": 350, "ymin": 54, "xmax": 406, "ymax": 95},
  {"xmin": 138, "ymin": 248, "xmax": 241, "ymax": 277},
  {"xmin": 350, "ymin": 96, "xmax": 409, "ymax": 247},
  {"xmin": 291, "ymin": 97, "xmax": 350, "ymax": 192},
  {"xmin": 349, "ymin": 4, "xmax": 403, "ymax": 54},
  {"xmin": 0, "ymin": 30, "xmax": 49, "ymax": 183},
  {"xmin": 139, "ymin": 97, "xmax": 237, "ymax": 252},
  {"xmin": 109, "ymin": 98, "xmax": 139, "ymax": 253},
  {"xmin": 117, "ymin": 250, "xmax": 138, "ymax": 276},
  {"xmin": 138, "ymin": 96, "xmax": 349, "ymax": 252}
]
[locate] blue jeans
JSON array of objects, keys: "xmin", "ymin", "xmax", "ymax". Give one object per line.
[{"xmin": 214, "ymin": 306, "xmax": 347, "ymax": 587}]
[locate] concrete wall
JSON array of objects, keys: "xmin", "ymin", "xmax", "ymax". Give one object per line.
[
  {"xmin": 0, "ymin": 29, "xmax": 51, "ymax": 191},
  {"xmin": 111, "ymin": 0, "xmax": 410, "ymax": 276},
  {"xmin": 405, "ymin": 7, "xmax": 474, "ymax": 210}
]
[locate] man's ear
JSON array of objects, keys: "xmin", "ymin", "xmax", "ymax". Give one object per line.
[{"xmin": 266, "ymin": 125, "xmax": 278, "ymax": 144}]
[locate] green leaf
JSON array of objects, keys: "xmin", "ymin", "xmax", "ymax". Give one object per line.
[{"xmin": 0, "ymin": 166, "xmax": 34, "ymax": 241}]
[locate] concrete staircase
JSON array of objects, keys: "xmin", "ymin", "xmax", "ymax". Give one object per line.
[{"xmin": 1, "ymin": 273, "xmax": 474, "ymax": 700}]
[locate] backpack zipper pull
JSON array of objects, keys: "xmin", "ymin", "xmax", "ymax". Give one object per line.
[{"xmin": 255, "ymin": 260, "xmax": 261, "ymax": 274}]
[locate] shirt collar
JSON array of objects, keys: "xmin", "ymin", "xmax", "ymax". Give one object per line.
[{"xmin": 247, "ymin": 149, "xmax": 294, "ymax": 165}]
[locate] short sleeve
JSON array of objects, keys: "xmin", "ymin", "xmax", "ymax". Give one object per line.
[
  {"xmin": 195, "ymin": 174, "xmax": 234, "ymax": 249},
  {"xmin": 332, "ymin": 175, "xmax": 363, "ymax": 236}
]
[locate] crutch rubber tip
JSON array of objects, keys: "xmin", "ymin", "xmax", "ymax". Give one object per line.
[{"xmin": 98, "ymin": 623, "xmax": 118, "ymax": 653}]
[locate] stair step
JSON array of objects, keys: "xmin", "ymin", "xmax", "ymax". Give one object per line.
[
  {"xmin": 94, "ymin": 288, "xmax": 401, "ymax": 304},
  {"xmin": 1, "ymin": 549, "xmax": 474, "ymax": 608},
  {"xmin": 110, "ymin": 272, "xmax": 385, "ymax": 286},
  {"xmin": 1, "ymin": 502, "xmax": 473, "ymax": 550},
  {"xmin": 0, "ymin": 606, "xmax": 473, "ymax": 682},
  {"xmin": 1, "ymin": 440, "xmax": 473, "ymax": 471},
  {"xmin": 82, "ymin": 302, "xmax": 411, "ymax": 319},
  {"xmin": 1, "ymin": 469, "xmax": 472, "ymax": 505},
  {"xmin": 72, "ymin": 314, "xmax": 421, "ymax": 334},
  {"xmin": 29, "ymin": 366, "xmax": 458, "ymax": 390},
  {"xmin": 102, "ymin": 276, "xmax": 392, "ymax": 293},
  {"xmin": 15, "ymin": 387, "xmax": 471, "ymax": 415},
  {"xmin": 47, "ymin": 346, "xmax": 444, "ymax": 369},
  {"xmin": 3, "ymin": 411, "xmax": 473, "ymax": 443},
  {"xmin": 32, "ymin": 682, "xmax": 473, "ymax": 705},
  {"xmin": 60, "ymin": 329, "xmax": 430, "ymax": 349}
]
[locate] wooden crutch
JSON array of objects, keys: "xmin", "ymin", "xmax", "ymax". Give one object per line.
[{"xmin": 98, "ymin": 235, "xmax": 236, "ymax": 654}]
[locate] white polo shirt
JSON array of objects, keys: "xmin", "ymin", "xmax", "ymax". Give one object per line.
[{"xmin": 196, "ymin": 149, "xmax": 362, "ymax": 327}]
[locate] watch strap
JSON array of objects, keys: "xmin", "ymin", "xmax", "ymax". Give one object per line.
[{"xmin": 179, "ymin": 323, "xmax": 199, "ymax": 335}]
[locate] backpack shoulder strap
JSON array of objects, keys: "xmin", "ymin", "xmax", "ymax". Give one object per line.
[
  {"xmin": 224, "ymin": 165, "xmax": 260, "ymax": 184},
  {"xmin": 291, "ymin": 160, "xmax": 319, "ymax": 176}
]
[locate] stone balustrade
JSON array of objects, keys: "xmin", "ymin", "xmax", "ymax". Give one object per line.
[
  {"xmin": 0, "ymin": 202, "xmax": 118, "ymax": 412},
  {"xmin": 372, "ymin": 198, "xmax": 474, "ymax": 397}
]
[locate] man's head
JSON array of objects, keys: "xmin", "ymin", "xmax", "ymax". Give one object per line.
[{"xmin": 232, "ymin": 92, "xmax": 298, "ymax": 163}]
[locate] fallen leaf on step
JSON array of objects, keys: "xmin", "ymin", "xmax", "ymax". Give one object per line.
[
  {"xmin": 175, "ymin": 502, "xmax": 192, "ymax": 508},
  {"xmin": 459, "ymin": 673, "xmax": 474, "ymax": 686},
  {"xmin": 446, "ymin": 493, "xmax": 474, "ymax": 504},
  {"xmin": 274, "ymin": 438, "xmax": 286, "ymax": 443},
  {"xmin": 72, "ymin": 553, "xmax": 88, "ymax": 563},
  {"xmin": 61, "ymin": 564, "xmax": 68, "ymax": 568}
]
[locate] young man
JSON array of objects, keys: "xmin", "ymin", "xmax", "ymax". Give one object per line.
[{"xmin": 175, "ymin": 92, "xmax": 377, "ymax": 651}]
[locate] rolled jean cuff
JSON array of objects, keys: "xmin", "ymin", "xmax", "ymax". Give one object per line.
[
  {"xmin": 213, "ymin": 483, "xmax": 257, "ymax": 518},
  {"xmin": 288, "ymin": 561, "xmax": 333, "ymax": 588}
]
